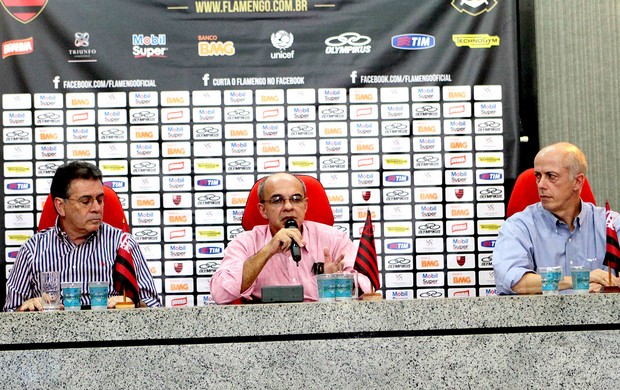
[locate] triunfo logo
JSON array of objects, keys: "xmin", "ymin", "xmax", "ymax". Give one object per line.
[
  {"xmin": 1, "ymin": 0, "xmax": 48, "ymax": 23},
  {"xmin": 451, "ymin": 0, "xmax": 498, "ymax": 16},
  {"xmin": 2, "ymin": 37, "xmax": 33, "ymax": 58},
  {"xmin": 132, "ymin": 34, "xmax": 168, "ymax": 58},
  {"xmin": 198, "ymin": 34, "xmax": 235, "ymax": 57},
  {"xmin": 453, "ymin": 34, "xmax": 500, "ymax": 49},
  {"xmin": 391, "ymin": 34, "xmax": 435, "ymax": 50}
]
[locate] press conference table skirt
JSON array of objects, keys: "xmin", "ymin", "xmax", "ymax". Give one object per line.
[{"xmin": 1, "ymin": 294, "xmax": 619, "ymax": 388}]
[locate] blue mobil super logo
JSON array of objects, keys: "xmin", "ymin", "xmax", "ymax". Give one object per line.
[{"xmin": 392, "ymin": 34, "xmax": 435, "ymax": 50}]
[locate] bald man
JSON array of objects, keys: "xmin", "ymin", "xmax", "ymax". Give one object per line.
[
  {"xmin": 211, "ymin": 173, "xmax": 371, "ymax": 303},
  {"xmin": 494, "ymin": 142, "xmax": 620, "ymax": 294}
]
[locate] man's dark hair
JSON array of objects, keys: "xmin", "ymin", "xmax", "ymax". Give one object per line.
[{"xmin": 50, "ymin": 161, "xmax": 103, "ymax": 199}]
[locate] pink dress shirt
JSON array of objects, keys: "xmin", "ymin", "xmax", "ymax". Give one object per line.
[{"xmin": 210, "ymin": 221, "xmax": 371, "ymax": 304}]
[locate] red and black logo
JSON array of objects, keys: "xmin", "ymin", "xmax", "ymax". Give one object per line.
[{"xmin": 1, "ymin": 0, "xmax": 48, "ymax": 24}]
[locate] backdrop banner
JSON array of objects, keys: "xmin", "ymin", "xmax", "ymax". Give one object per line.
[{"xmin": 0, "ymin": 0, "xmax": 520, "ymax": 306}]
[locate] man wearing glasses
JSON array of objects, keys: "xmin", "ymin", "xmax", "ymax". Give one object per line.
[
  {"xmin": 4, "ymin": 161, "xmax": 161, "ymax": 311},
  {"xmin": 211, "ymin": 172, "xmax": 371, "ymax": 304}
]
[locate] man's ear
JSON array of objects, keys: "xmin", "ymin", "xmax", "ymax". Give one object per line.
[
  {"xmin": 574, "ymin": 173, "xmax": 585, "ymax": 192},
  {"xmin": 54, "ymin": 197, "xmax": 66, "ymax": 217},
  {"xmin": 258, "ymin": 203, "xmax": 268, "ymax": 219}
]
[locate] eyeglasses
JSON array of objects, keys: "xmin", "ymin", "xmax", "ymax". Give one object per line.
[
  {"xmin": 261, "ymin": 194, "xmax": 306, "ymax": 207},
  {"xmin": 65, "ymin": 194, "xmax": 104, "ymax": 207}
]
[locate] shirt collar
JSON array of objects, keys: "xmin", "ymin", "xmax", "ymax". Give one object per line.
[
  {"xmin": 538, "ymin": 200, "xmax": 586, "ymax": 230},
  {"xmin": 53, "ymin": 217, "xmax": 100, "ymax": 244}
]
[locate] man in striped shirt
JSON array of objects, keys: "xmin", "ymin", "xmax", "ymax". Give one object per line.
[{"xmin": 3, "ymin": 161, "xmax": 161, "ymax": 311}]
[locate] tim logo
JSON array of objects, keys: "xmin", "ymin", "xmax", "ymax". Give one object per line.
[
  {"xmin": 385, "ymin": 175, "xmax": 408, "ymax": 183},
  {"xmin": 103, "ymin": 181, "xmax": 125, "ymax": 189},
  {"xmin": 480, "ymin": 240, "xmax": 496, "ymax": 248},
  {"xmin": 451, "ymin": 0, "xmax": 498, "ymax": 16},
  {"xmin": 199, "ymin": 246, "xmax": 223, "ymax": 255},
  {"xmin": 387, "ymin": 242, "xmax": 411, "ymax": 250},
  {"xmin": 391, "ymin": 34, "xmax": 435, "ymax": 50},
  {"xmin": 479, "ymin": 172, "xmax": 503, "ymax": 180},
  {"xmin": 197, "ymin": 178, "xmax": 221, "ymax": 187},
  {"xmin": 1, "ymin": 0, "xmax": 48, "ymax": 23},
  {"xmin": 6, "ymin": 182, "xmax": 30, "ymax": 190}
]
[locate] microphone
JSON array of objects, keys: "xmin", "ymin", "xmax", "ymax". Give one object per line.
[{"xmin": 285, "ymin": 219, "xmax": 301, "ymax": 265}]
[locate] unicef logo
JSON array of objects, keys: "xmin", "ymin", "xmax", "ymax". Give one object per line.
[{"xmin": 271, "ymin": 31, "xmax": 294, "ymax": 50}]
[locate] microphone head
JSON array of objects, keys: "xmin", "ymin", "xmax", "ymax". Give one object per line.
[{"xmin": 285, "ymin": 219, "xmax": 298, "ymax": 229}]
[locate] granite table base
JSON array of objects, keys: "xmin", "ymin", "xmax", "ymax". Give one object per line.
[{"xmin": 1, "ymin": 295, "xmax": 618, "ymax": 389}]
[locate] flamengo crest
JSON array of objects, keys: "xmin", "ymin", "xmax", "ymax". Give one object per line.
[
  {"xmin": 451, "ymin": 0, "xmax": 498, "ymax": 17},
  {"xmin": 1, "ymin": 0, "xmax": 48, "ymax": 24}
]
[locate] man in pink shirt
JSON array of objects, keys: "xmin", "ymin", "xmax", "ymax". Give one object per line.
[{"xmin": 211, "ymin": 173, "xmax": 371, "ymax": 304}]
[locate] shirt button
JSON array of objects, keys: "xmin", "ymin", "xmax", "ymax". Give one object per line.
[{"xmin": 568, "ymin": 238, "xmax": 572, "ymax": 242}]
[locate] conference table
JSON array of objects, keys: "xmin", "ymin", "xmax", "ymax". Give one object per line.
[{"xmin": 1, "ymin": 294, "xmax": 619, "ymax": 388}]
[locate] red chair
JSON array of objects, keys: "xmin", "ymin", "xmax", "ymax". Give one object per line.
[
  {"xmin": 242, "ymin": 175, "xmax": 334, "ymax": 230},
  {"xmin": 506, "ymin": 168, "xmax": 596, "ymax": 218},
  {"xmin": 38, "ymin": 185, "xmax": 129, "ymax": 232}
]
